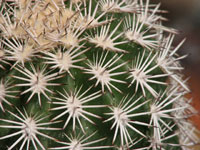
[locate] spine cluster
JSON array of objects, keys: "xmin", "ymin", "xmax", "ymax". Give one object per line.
[{"xmin": 0, "ymin": 0, "xmax": 198, "ymax": 149}]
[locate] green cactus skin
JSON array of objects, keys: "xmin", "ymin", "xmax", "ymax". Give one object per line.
[{"xmin": 0, "ymin": 0, "xmax": 198, "ymax": 150}]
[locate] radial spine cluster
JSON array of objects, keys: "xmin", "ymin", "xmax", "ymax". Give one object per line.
[{"xmin": 0, "ymin": 0, "xmax": 198, "ymax": 149}]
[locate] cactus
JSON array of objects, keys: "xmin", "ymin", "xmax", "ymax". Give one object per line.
[{"xmin": 0, "ymin": 0, "xmax": 198, "ymax": 149}]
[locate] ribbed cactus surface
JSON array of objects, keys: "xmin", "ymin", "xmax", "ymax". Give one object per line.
[{"xmin": 0, "ymin": 0, "xmax": 198, "ymax": 149}]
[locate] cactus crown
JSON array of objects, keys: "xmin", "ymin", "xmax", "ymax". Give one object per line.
[{"xmin": 0, "ymin": 0, "xmax": 198, "ymax": 150}]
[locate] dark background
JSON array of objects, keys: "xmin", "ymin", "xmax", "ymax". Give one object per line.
[{"xmin": 154, "ymin": 0, "xmax": 200, "ymax": 72}]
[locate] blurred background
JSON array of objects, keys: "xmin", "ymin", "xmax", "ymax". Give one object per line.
[
  {"xmin": 155, "ymin": 0, "xmax": 200, "ymax": 73},
  {"xmin": 155, "ymin": 0, "xmax": 200, "ymax": 143}
]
